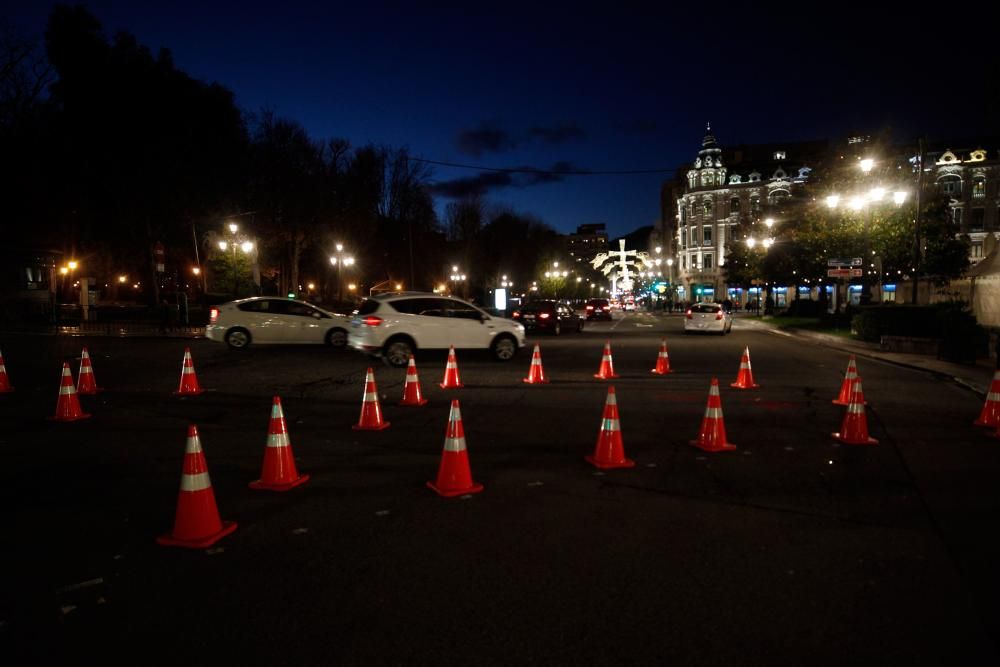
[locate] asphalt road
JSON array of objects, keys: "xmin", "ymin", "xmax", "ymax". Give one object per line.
[{"xmin": 1, "ymin": 313, "xmax": 998, "ymax": 665}]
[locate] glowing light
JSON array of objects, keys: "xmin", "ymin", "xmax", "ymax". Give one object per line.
[
  {"xmin": 746, "ymin": 238, "xmax": 757, "ymax": 249},
  {"xmin": 764, "ymin": 218, "xmax": 775, "ymax": 228},
  {"xmin": 763, "ymin": 238, "xmax": 774, "ymax": 249},
  {"xmin": 848, "ymin": 196, "xmax": 865, "ymax": 211},
  {"xmin": 59, "ymin": 267, "xmax": 69, "ymax": 275},
  {"xmin": 868, "ymin": 187, "xmax": 886, "ymax": 202},
  {"xmin": 395, "ymin": 283, "xmax": 402, "ymax": 290},
  {"xmin": 240, "ymin": 241, "xmax": 254, "ymax": 253},
  {"xmin": 336, "ymin": 243, "xmax": 344, "ymax": 252},
  {"xmin": 192, "ymin": 267, "xmax": 201, "ymax": 275},
  {"xmin": 859, "ymin": 158, "xmax": 875, "ymax": 173},
  {"xmin": 893, "ymin": 191, "xmax": 908, "ymax": 205},
  {"xmin": 348, "ymin": 283, "xmax": 356, "ymax": 291},
  {"xmin": 118, "ymin": 275, "xmax": 127, "ymax": 283},
  {"xmin": 307, "ymin": 283, "xmax": 315, "ymax": 290},
  {"xmin": 68, "ymin": 261, "xmax": 78, "ymax": 270},
  {"xmin": 219, "ymin": 241, "xmax": 228, "ymax": 251},
  {"xmin": 228, "ymin": 222, "xmax": 238, "ymax": 234},
  {"xmin": 825, "ymin": 195, "xmax": 840, "ymax": 208}
]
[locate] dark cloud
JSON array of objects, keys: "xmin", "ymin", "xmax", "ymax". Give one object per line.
[
  {"xmin": 430, "ymin": 162, "xmax": 579, "ymax": 198},
  {"xmin": 456, "ymin": 123, "xmax": 517, "ymax": 156},
  {"xmin": 528, "ymin": 122, "xmax": 587, "ymax": 144}
]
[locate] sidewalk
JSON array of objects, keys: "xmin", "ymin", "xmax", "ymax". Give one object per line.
[
  {"xmin": 1, "ymin": 323, "xmax": 205, "ymax": 339},
  {"xmin": 736, "ymin": 314, "xmax": 995, "ymax": 396}
]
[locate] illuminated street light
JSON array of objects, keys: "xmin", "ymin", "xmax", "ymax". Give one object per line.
[
  {"xmin": 848, "ymin": 196, "xmax": 866, "ymax": 211},
  {"xmin": 118, "ymin": 274, "xmax": 127, "ymax": 283},
  {"xmin": 868, "ymin": 187, "xmax": 886, "ymax": 203},
  {"xmin": 825, "ymin": 195, "xmax": 840, "ymax": 208},
  {"xmin": 68, "ymin": 261, "xmax": 78, "ymax": 270},
  {"xmin": 228, "ymin": 222, "xmax": 239, "ymax": 234},
  {"xmin": 192, "ymin": 267, "xmax": 201, "ymax": 276},
  {"xmin": 59, "ymin": 267, "xmax": 69, "ymax": 275},
  {"xmin": 893, "ymin": 191, "xmax": 908, "ymax": 205},
  {"xmin": 395, "ymin": 283, "xmax": 402, "ymax": 290},
  {"xmin": 240, "ymin": 241, "xmax": 254, "ymax": 253},
  {"xmin": 859, "ymin": 158, "xmax": 875, "ymax": 174},
  {"xmin": 746, "ymin": 237, "xmax": 757, "ymax": 249},
  {"xmin": 307, "ymin": 282, "xmax": 315, "ymax": 291},
  {"xmin": 219, "ymin": 240, "xmax": 228, "ymax": 251},
  {"xmin": 764, "ymin": 217, "xmax": 774, "ymax": 230}
]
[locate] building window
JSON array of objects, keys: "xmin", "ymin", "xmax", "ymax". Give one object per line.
[
  {"xmin": 681, "ymin": 255, "xmax": 687, "ymax": 270},
  {"xmin": 952, "ymin": 207, "xmax": 963, "ymax": 226},
  {"xmin": 703, "ymin": 253, "xmax": 713, "ymax": 270},
  {"xmin": 773, "ymin": 151, "xmax": 786, "ymax": 160},
  {"xmin": 971, "ymin": 208, "xmax": 985, "ymax": 232},
  {"xmin": 730, "ymin": 197, "xmax": 740, "ymax": 213},
  {"xmin": 690, "ymin": 227, "xmax": 698, "ymax": 245},
  {"xmin": 768, "ymin": 189, "xmax": 790, "ymax": 205},
  {"xmin": 751, "ymin": 196, "xmax": 761, "ymax": 213},
  {"xmin": 688, "ymin": 174, "xmax": 697, "ymax": 189},
  {"xmin": 971, "ymin": 242, "xmax": 984, "ymax": 259},
  {"xmin": 973, "ymin": 176, "xmax": 986, "ymax": 198},
  {"xmin": 939, "ymin": 174, "xmax": 962, "ymax": 196},
  {"xmin": 703, "ymin": 225, "xmax": 713, "ymax": 245},
  {"xmin": 703, "ymin": 200, "xmax": 713, "ymax": 216}
]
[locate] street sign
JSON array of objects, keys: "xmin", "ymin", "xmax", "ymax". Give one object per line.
[
  {"xmin": 827, "ymin": 257, "xmax": 863, "ymax": 267},
  {"xmin": 827, "ymin": 268, "xmax": 865, "ymax": 278}
]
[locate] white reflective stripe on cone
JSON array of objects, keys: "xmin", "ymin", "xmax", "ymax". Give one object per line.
[
  {"xmin": 443, "ymin": 436, "xmax": 466, "ymax": 452},
  {"xmin": 847, "ymin": 403, "xmax": 866, "ymax": 414},
  {"xmin": 59, "ymin": 385, "xmax": 76, "ymax": 395},
  {"xmin": 180, "ymin": 472, "xmax": 212, "ymax": 492},
  {"xmin": 267, "ymin": 432, "xmax": 290, "ymax": 448},
  {"xmin": 605, "ymin": 393, "xmax": 617, "ymax": 406},
  {"xmin": 704, "ymin": 407, "xmax": 723, "ymax": 418},
  {"xmin": 184, "ymin": 438, "xmax": 203, "ymax": 454},
  {"xmin": 182, "ymin": 367, "xmax": 195, "ymax": 374},
  {"xmin": 601, "ymin": 418, "xmax": 620, "ymax": 431},
  {"xmin": 709, "ymin": 386, "xmax": 720, "ymax": 396},
  {"xmin": 364, "ymin": 392, "xmax": 379, "ymax": 402},
  {"xmin": 987, "ymin": 392, "xmax": 1000, "ymax": 402}
]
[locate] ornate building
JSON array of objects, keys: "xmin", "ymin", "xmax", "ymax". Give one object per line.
[
  {"xmin": 669, "ymin": 125, "xmax": 823, "ymax": 305},
  {"xmin": 928, "ymin": 146, "xmax": 1000, "ymax": 263}
]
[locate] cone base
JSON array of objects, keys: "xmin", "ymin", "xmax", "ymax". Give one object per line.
[
  {"xmin": 249, "ymin": 474, "xmax": 310, "ymax": 492},
  {"xmin": 48, "ymin": 413, "xmax": 92, "ymax": 422},
  {"xmin": 522, "ymin": 377, "xmax": 549, "ymax": 384},
  {"xmin": 593, "ymin": 373, "xmax": 619, "ymax": 380},
  {"xmin": 584, "ymin": 455, "xmax": 635, "ymax": 469},
  {"xmin": 832, "ymin": 432, "xmax": 878, "ymax": 445},
  {"xmin": 426, "ymin": 480, "xmax": 483, "ymax": 497},
  {"xmin": 353, "ymin": 421, "xmax": 391, "ymax": 431},
  {"xmin": 650, "ymin": 368, "xmax": 674, "ymax": 375},
  {"xmin": 439, "ymin": 382, "xmax": 464, "ymax": 389},
  {"xmin": 156, "ymin": 520, "xmax": 237, "ymax": 549},
  {"xmin": 974, "ymin": 417, "xmax": 998, "ymax": 427},
  {"xmin": 399, "ymin": 398, "xmax": 429, "ymax": 406},
  {"xmin": 730, "ymin": 382, "xmax": 759, "ymax": 389},
  {"xmin": 689, "ymin": 439, "xmax": 736, "ymax": 452},
  {"xmin": 173, "ymin": 389, "xmax": 204, "ymax": 396}
]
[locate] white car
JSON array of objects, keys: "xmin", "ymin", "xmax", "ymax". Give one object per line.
[
  {"xmin": 684, "ymin": 302, "xmax": 733, "ymax": 335},
  {"xmin": 206, "ymin": 297, "xmax": 353, "ymax": 350},
  {"xmin": 349, "ymin": 292, "xmax": 526, "ymax": 367}
]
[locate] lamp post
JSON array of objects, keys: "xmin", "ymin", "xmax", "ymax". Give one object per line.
[
  {"xmin": 329, "ymin": 243, "xmax": 355, "ymax": 302},
  {"xmin": 219, "ymin": 222, "xmax": 256, "ymax": 298},
  {"xmin": 449, "ymin": 265, "xmax": 467, "ymax": 297}
]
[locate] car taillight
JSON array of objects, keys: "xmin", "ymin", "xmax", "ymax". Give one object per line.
[
  {"xmin": 586, "ymin": 305, "xmax": 594, "ymax": 311},
  {"xmin": 539, "ymin": 312, "xmax": 550, "ymax": 319},
  {"xmin": 685, "ymin": 309, "xmax": 693, "ymax": 319},
  {"xmin": 209, "ymin": 308, "xmax": 219, "ymax": 323},
  {"xmin": 716, "ymin": 311, "xmax": 723, "ymax": 320},
  {"xmin": 512, "ymin": 310, "xmax": 520, "ymax": 318},
  {"xmin": 362, "ymin": 316, "xmax": 383, "ymax": 327},
  {"xmin": 602, "ymin": 306, "xmax": 610, "ymax": 311}
]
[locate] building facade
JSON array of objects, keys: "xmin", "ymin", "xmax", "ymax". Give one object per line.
[
  {"xmin": 566, "ymin": 223, "xmax": 609, "ymax": 266},
  {"xmin": 927, "ymin": 146, "xmax": 1000, "ymax": 263},
  {"xmin": 669, "ymin": 126, "xmax": 821, "ymax": 305}
]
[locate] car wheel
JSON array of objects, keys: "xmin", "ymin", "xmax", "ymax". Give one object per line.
[
  {"xmin": 325, "ymin": 328, "xmax": 348, "ymax": 348},
  {"xmin": 225, "ymin": 327, "xmax": 251, "ymax": 350},
  {"xmin": 491, "ymin": 335, "xmax": 517, "ymax": 361},
  {"xmin": 383, "ymin": 338, "xmax": 414, "ymax": 368}
]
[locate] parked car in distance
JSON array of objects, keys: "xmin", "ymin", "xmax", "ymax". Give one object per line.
[
  {"xmin": 348, "ymin": 292, "xmax": 526, "ymax": 367},
  {"xmin": 511, "ymin": 300, "xmax": 584, "ymax": 335},
  {"xmin": 683, "ymin": 302, "xmax": 733, "ymax": 335},
  {"xmin": 206, "ymin": 297, "xmax": 353, "ymax": 350},
  {"xmin": 584, "ymin": 298, "xmax": 613, "ymax": 321}
]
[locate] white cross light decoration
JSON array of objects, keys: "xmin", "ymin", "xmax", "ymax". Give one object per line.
[{"xmin": 591, "ymin": 239, "xmax": 651, "ymax": 295}]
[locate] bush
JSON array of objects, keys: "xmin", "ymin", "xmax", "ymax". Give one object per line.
[
  {"xmin": 850, "ymin": 302, "xmax": 986, "ymax": 363},
  {"xmin": 785, "ymin": 299, "xmax": 825, "ymax": 317}
]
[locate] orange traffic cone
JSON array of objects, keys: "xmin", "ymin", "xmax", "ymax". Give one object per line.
[
  {"xmin": 586, "ymin": 385, "xmax": 635, "ymax": 468},
  {"xmin": 427, "ymin": 400, "xmax": 484, "ymax": 497},
  {"xmin": 833, "ymin": 377, "xmax": 878, "ymax": 445},
  {"xmin": 975, "ymin": 370, "xmax": 1000, "ymax": 427},
  {"xmin": 730, "ymin": 346, "xmax": 759, "ymax": 389},
  {"xmin": 833, "ymin": 355, "xmax": 864, "ymax": 406},
  {"xmin": 593, "ymin": 341, "xmax": 619, "ymax": 379},
  {"xmin": 0, "ymin": 348, "xmax": 13, "ymax": 393},
  {"xmin": 353, "ymin": 367, "xmax": 390, "ymax": 430},
  {"xmin": 650, "ymin": 338, "xmax": 674, "ymax": 375},
  {"xmin": 49, "ymin": 362, "xmax": 91, "ymax": 422},
  {"xmin": 157, "ymin": 424, "xmax": 238, "ymax": 548},
  {"xmin": 522, "ymin": 344, "xmax": 549, "ymax": 384},
  {"xmin": 440, "ymin": 346, "xmax": 463, "ymax": 389},
  {"xmin": 250, "ymin": 396, "xmax": 310, "ymax": 491},
  {"xmin": 76, "ymin": 347, "xmax": 102, "ymax": 395},
  {"xmin": 690, "ymin": 378, "xmax": 735, "ymax": 452},
  {"xmin": 399, "ymin": 355, "xmax": 429, "ymax": 406},
  {"xmin": 173, "ymin": 347, "xmax": 203, "ymax": 396}
]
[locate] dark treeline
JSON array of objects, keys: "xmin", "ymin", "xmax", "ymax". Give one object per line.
[{"xmin": 1, "ymin": 5, "xmax": 573, "ymax": 306}]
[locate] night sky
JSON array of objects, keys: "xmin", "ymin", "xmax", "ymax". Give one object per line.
[{"xmin": 8, "ymin": 1, "xmax": 999, "ymax": 238}]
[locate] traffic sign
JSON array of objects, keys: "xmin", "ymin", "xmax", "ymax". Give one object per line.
[
  {"xmin": 827, "ymin": 268, "xmax": 865, "ymax": 278},
  {"xmin": 827, "ymin": 257, "xmax": 863, "ymax": 267}
]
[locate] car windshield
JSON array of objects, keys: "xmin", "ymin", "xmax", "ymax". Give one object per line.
[
  {"xmin": 357, "ymin": 299, "xmax": 380, "ymax": 315},
  {"xmin": 691, "ymin": 304, "xmax": 720, "ymax": 313}
]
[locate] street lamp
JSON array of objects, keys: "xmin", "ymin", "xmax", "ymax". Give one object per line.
[{"xmin": 329, "ymin": 243, "xmax": 356, "ymax": 302}]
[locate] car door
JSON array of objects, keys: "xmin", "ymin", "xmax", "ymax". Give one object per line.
[
  {"xmin": 401, "ymin": 297, "xmax": 451, "ymax": 349},
  {"xmin": 444, "ymin": 299, "xmax": 490, "ymax": 348},
  {"xmin": 283, "ymin": 301, "xmax": 326, "ymax": 343}
]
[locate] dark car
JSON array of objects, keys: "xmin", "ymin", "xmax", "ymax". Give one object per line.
[
  {"xmin": 584, "ymin": 298, "xmax": 612, "ymax": 321},
  {"xmin": 511, "ymin": 300, "xmax": 584, "ymax": 335}
]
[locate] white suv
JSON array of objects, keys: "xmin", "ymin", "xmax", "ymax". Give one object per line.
[{"xmin": 349, "ymin": 292, "xmax": 526, "ymax": 367}]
